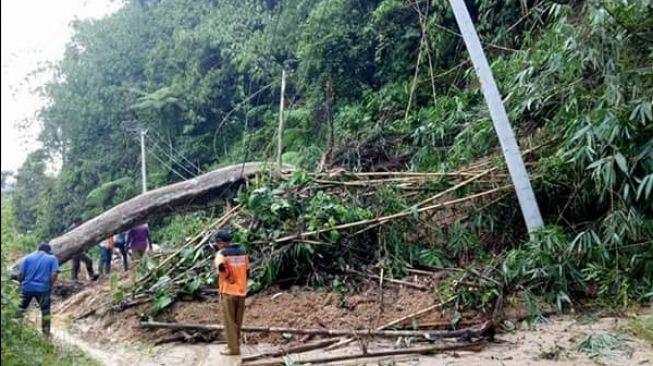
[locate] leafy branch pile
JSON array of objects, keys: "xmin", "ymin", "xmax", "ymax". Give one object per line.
[{"xmin": 130, "ymin": 157, "xmax": 526, "ymax": 314}]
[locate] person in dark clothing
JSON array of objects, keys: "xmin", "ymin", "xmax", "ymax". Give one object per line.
[
  {"xmin": 113, "ymin": 231, "xmax": 129, "ymax": 271},
  {"xmin": 71, "ymin": 252, "xmax": 99, "ymax": 281},
  {"xmin": 68, "ymin": 220, "xmax": 99, "ymax": 281},
  {"xmin": 17, "ymin": 243, "xmax": 60, "ymax": 336}
]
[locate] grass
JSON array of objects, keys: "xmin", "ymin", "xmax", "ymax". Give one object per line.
[
  {"xmin": 1, "ymin": 321, "xmax": 101, "ymax": 366},
  {"xmin": 576, "ymin": 333, "xmax": 631, "ymax": 359},
  {"xmin": 619, "ymin": 315, "xmax": 653, "ymax": 346}
]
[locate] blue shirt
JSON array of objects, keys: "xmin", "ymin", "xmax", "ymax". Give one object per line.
[{"xmin": 20, "ymin": 251, "xmax": 60, "ymax": 293}]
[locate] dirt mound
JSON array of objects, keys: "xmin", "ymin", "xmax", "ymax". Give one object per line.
[{"xmin": 56, "ymin": 280, "xmax": 452, "ymax": 346}]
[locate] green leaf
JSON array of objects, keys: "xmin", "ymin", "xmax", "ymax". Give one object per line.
[
  {"xmin": 614, "ymin": 153, "xmax": 628, "ymax": 174},
  {"xmin": 153, "ymin": 294, "xmax": 173, "ymax": 312}
]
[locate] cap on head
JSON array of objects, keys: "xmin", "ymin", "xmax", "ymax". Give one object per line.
[
  {"xmin": 209, "ymin": 229, "xmax": 232, "ymax": 244},
  {"xmin": 38, "ymin": 243, "xmax": 52, "ymax": 254}
]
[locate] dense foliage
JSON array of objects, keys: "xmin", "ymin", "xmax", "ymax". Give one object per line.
[
  {"xmin": 1, "ymin": 199, "xmax": 99, "ymax": 366},
  {"xmin": 12, "ymin": 0, "xmax": 653, "ymax": 309}
]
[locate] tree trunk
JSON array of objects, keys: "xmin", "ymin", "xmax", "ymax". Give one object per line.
[{"xmin": 41, "ymin": 162, "xmax": 290, "ymax": 264}]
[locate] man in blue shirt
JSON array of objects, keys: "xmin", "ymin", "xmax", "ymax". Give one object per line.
[{"xmin": 17, "ymin": 243, "xmax": 60, "ymax": 336}]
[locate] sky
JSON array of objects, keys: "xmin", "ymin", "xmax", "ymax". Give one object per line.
[{"xmin": 1, "ymin": 0, "xmax": 123, "ymax": 173}]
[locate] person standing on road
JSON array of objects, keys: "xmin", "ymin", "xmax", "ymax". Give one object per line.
[
  {"xmin": 211, "ymin": 229, "xmax": 249, "ymax": 356},
  {"xmin": 113, "ymin": 231, "xmax": 129, "ymax": 271},
  {"xmin": 127, "ymin": 223, "xmax": 151, "ymax": 260},
  {"xmin": 98, "ymin": 236, "xmax": 114, "ymax": 275},
  {"xmin": 17, "ymin": 243, "xmax": 60, "ymax": 336},
  {"xmin": 68, "ymin": 220, "xmax": 99, "ymax": 282}
]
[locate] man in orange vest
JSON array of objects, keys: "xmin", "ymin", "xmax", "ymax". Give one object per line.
[{"xmin": 211, "ymin": 229, "xmax": 249, "ymax": 356}]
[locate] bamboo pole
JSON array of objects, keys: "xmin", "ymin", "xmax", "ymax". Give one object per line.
[
  {"xmin": 277, "ymin": 69, "xmax": 286, "ymax": 170},
  {"xmin": 241, "ymin": 338, "xmax": 340, "ymax": 362},
  {"xmin": 241, "ymin": 341, "xmax": 486, "ymax": 366},
  {"xmin": 411, "ymin": 168, "xmax": 495, "ymax": 209},
  {"xmin": 273, "ymin": 185, "xmax": 510, "ymax": 244},
  {"xmin": 325, "ymin": 299, "xmax": 452, "ymax": 351},
  {"xmin": 139, "ymin": 205, "xmax": 240, "ymax": 284},
  {"xmin": 346, "ymin": 269, "xmax": 429, "ymax": 291},
  {"xmin": 140, "ymin": 321, "xmax": 492, "ymax": 339}
]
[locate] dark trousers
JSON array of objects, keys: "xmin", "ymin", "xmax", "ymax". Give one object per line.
[
  {"xmin": 222, "ymin": 294, "xmax": 246, "ymax": 354},
  {"xmin": 99, "ymin": 247, "xmax": 112, "ymax": 274},
  {"xmin": 18, "ymin": 290, "xmax": 52, "ymax": 336},
  {"xmin": 71, "ymin": 252, "xmax": 95, "ymax": 280},
  {"xmin": 115, "ymin": 243, "xmax": 128, "ymax": 271}
]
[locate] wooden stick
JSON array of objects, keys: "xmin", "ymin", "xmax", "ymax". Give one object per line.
[
  {"xmin": 346, "ymin": 269, "xmax": 429, "ymax": 291},
  {"xmin": 241, "ymin": 341, "xmax": 486, "ymax": 366},
  {"xmin": 241, "ymin": 338, "xmax": 340, "ymax": 362},
  {"xmin": 407, "ymin": 268, "xmax": 440, "ymax": 276},
  {"xmin": 140, "ymin": 321, "xmax": 492, "ymax": 339},
  {"xmin": 412, "ymin": 319, "xmax": 483, "ymax": 329},
  {"xmin": 379, "ymin": 267, "xmax": 384, "ymax": 314},
  {"xmin": 325, "ymin": 300, "xmax": 451, "ymax": 351}
]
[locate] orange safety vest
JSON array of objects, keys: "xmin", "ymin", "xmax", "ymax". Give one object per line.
[{"xmin": 214, "ymin": 246, "xmax": 249, "ymax": 297}]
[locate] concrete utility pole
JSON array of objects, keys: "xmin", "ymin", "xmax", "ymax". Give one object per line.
[
  {"xmin": 448, "ymin": 0, "xmax": 544, "ymax": 233},
  {"xmin": 140, "ymin": 128, "xmax": 148, "ymax": 193},
  {"xmin": 277, "ymin": 69, "xmax": 287, "ymax": 170}
]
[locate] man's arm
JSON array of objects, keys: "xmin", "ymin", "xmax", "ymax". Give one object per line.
[
  {"xmin": 50, "ymin": 258, "xmax": 60, "ymax": 289},
  {"xmin": 17, "ymin": 258, "xmax": 26, "ymax": 282},
  {"xmin": 50, "ymin": 272, "xmax": 58, "ymax": 288},
  {"xmin": 214, "ymin": 251, "xmax": 227, "ymax": 273}
]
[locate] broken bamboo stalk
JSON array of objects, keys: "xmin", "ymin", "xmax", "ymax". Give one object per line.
[
  {"xmin": 241, "ymin": 338, "xmax": 340, "ymax": 362},
  {"xmin": 140, "ymin": 321, "xmax": 492, "ymax": 339},
  {"xmin": 274, "ymin": 185, "xmax": 511, "ymax": 244},
  {"xmin": 241, "ymin": 341, "xmax": 486, "ymax": 366},
  {"xmin": 346, "ymin": 269, "xmax": 429, "ymax": 291},
  {"xmin": 139, "ymin": 205, "xmax": 240, "ymax": 284},
  {"xmin": 411, "ymin": 319, "xmax": 484, "ymax": 329},
  {"xmin": 411, "ymin": 168, "xmax": 496, "ymax": 209},
  {"xmin": 325, "ymin": 299, "xmax": 453, "ymax": 351},
  {"xmin": 340, "ymin": 171, "xmax": 492, "ymax": 178}
]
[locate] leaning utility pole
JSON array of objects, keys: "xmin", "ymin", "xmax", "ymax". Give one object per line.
[
  {"xmin": 140, "ymin": 128, "xmax": 148, "ymax": 193},
  {"xmin": 448, "ymin": 0, "xmax": 544, "ymax": 233},
  {"xmin": 277, "ymin": 69, "xmax": 287, "ymax": 170}
]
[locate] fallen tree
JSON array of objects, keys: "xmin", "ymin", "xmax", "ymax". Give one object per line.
[{"xmin": 41, "ymin": 162, "xmax": 292, "ymax": 264}]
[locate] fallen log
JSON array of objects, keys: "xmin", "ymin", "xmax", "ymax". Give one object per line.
[
  {"xmin": 34, "ymin": 162, "xmax": 292, "ymax": 264},
  {"xmin": 241, "ymin": 338, "xmax": 340, "ymax": 362},
  {"xmin": 140, "ymin": 320, "xmax": 493, "ymax": 339},
  {"xmin": 241, "ymin": 341, "xmax": 486, "ymax": 366}
]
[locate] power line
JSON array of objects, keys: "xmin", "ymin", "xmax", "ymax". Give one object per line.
[
  {"xmin": 128, "ymin": 130, "xmax": 193, "ymax": 183},
  {"xmin": 147, "ymin": 136, "xmax": 199, "ymax": 178},
  {"xmin": 147, "ymin": 148, "xmax": 191, "ymax": 182},
  {"xmin": 149, "ymin": 129, "xmax": 204, "ymax": 174}
]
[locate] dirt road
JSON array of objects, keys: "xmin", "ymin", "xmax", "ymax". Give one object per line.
[{"xmin": 50, "ymin": 315, "xmax": 652, "ymax": 366}]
